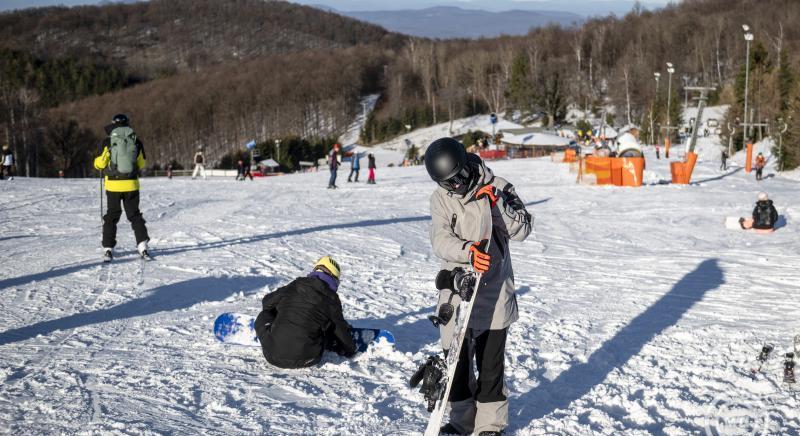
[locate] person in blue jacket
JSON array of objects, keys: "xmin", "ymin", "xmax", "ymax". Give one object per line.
[{"xmin": 348, "ymin": 152, "xmax": 361, "ymax": 182}]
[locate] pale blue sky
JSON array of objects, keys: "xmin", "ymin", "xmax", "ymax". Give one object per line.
[{"xmin": 2, "ymin": 0, "xmax": 676, "ymax": 15}]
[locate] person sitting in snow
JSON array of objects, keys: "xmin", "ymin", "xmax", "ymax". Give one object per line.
[
  {"xmin": 254, "ymin": 256, "xmax": 357, "ymax": 369},
  {"xmin": 740, "ymin": 192, "xmax": 779, "ymax": 231}
]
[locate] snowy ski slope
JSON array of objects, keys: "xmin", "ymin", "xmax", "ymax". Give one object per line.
[{"xmin": 1, "ymin": 147, "xmax": 799, "ymax": 434}]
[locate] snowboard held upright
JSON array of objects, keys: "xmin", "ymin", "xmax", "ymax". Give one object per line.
[{"xmin": 411, "ymin": 201, "xmax": 493, "ymax": 436}]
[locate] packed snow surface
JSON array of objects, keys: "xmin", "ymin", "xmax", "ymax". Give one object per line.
[{"xmin": 1, "ymin": 147, "xmax": 799, "ymax": 435}]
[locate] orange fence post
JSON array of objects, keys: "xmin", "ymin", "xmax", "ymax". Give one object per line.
[
  {"xmin": 670, "ymin": 161, "xmax": 684, "ymax": 184},
  {"xmin": 745, "ymin": 143, "xmax": 753, "ymax": 173},
  {"xmin": 683, "ymin": 152, "xmax": 698, "ymax": 183},
  {"xmin": 665, "ymin": 137, "xmax": 671, "ymax": 159},
  {"xmin": 610, "ymin": 158, "xmax": 623, "ymax": 186},
  {"xmin": 621, "ymin": 157, "xmax": 645, "ymax": 187}
]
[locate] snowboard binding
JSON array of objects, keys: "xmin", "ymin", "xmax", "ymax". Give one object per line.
[
  {"xmin": 409, "ymin": 355, "xmax": 447, "ymax": 412},
  {"xmin": 784, "ymin": 353, "xmax": 796, "ymax": 384},
  {"xmin": 429, "ymin": 268, "xmax": 477, "ymax": 327},
  {"xmin": 751, "ymin": 343, "xmax": 774, "ymax": 377}
]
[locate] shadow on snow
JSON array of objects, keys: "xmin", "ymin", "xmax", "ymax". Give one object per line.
[
  {"xmin": 0, "ymin": 199, "xmax": 552, "ymax": 291},
  {"xmin": 511, "ymin": 259, "xmax": 724, "ymax": 432},
  {"xmin": 0, "ymin": 275, "xmax": 273, "ymax": 347}
]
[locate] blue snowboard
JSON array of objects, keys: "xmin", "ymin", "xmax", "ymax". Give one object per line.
[{"xmin": 213, "ymin": 312, "xmax": 394, "ymax": 353}]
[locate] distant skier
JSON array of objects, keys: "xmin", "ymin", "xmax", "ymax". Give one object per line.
[
  {"xmin": 720, "ymin": 149, "xmax": 728, "ymax": 171},
  {"xmin": 655, "ymin": 144, "xmax": 661, "ymax": 160},
  {"xmin": 93, "ymin": 113, "xmax": 151, "ymax": 261},
  {"xmin": 1, "ymin": 144, "xmax": 14, "ymax": 180},
  {"xmin": 254, "ymin": 256, "xmax": 357, "ymax": 369},
  {"xmin": 347, "ymin": 152, "xmax": 361, "ymax": 183},
  {"xmin": 755, "ymin": 152, "xmax": 766, "ymax": 181},
  {"xmin": 236, "ymin": 160, "xmax": 244, "ymax": 180},
  {"xmin": 243, "ymin": 161, "xmax": 253, "ymax": 181},
  {"xmin": 367, "ymin": 152, "xmax": 376, "ymax": 184},
  {"xmin": 328, "ymin": 143, "xmax": 341, "ymax": 189},
  {"xmin": 739, "ymin": 192, "xmax": 779, "ymax": 231},
  {"xmin": 192, "ymin": 148, "xmax": 207, "ymax": 180},
  {"xmin": 424, "ymin": 137, "xmax": 532, "ymax": 436}
]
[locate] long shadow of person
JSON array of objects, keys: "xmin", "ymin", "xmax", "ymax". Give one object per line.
[
  {"xmin": 0, "ymin": 275, "xmax": 274, "ymax": 347},
  {"xmin": 510, "ymin": 259, "xmax": 724, "ymax": 431}
]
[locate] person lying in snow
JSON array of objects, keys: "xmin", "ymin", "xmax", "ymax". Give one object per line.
[
  {"xmin": 739, "ymin": 192, "xmax": 779, "ymax": 232},
  {"xmin": 254, "ymin": 256, "xmax": 357, "ymax": 368}
]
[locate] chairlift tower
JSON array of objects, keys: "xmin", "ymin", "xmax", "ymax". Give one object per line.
[{"xmin": 684, "ymin": 86, "xmax": 717, "ymax": 154}]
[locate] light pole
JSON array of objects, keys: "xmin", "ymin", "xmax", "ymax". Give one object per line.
[
  {"xmin": 666, "ymin": 63, "xmax": 675, "ymax": 143},
  {"xmin": 274, "ymin": 139, "xmax": 281, "ymax": 162},
  {"xmin": 650, "ymin": 72, "xmax": 661, "ymax": 145},
  {"xmin": 743, "ymin": 24, "xmax": 754, "ymax": 141},
  {"xmin": 682, "ymin": 74, "xmax": 690, "ymax": 109}
]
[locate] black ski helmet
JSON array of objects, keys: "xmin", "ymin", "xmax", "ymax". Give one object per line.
[
  {"xmin": 112, "ymin": 113, "xmax": 129, "ymax": 126},
  {"xmin": 425, "ymin": 137, "xmax": 475, "ymax": 195}
]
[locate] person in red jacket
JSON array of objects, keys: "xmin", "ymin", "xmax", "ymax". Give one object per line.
[{"xmin": 754, "ymin": 152, "xmax": 766, "ymax": 181}]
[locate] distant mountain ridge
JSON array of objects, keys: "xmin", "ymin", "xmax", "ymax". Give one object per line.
[
  {"xmin": 339, "ymin": 6, "xmax": 582, "ymax": 38},
  {"xmin": 0, "ymin": 0, "xmax": 401, "ymax": 78}
]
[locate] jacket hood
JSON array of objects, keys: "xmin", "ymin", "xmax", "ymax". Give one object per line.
[{"xmin": 308, "ymin": 271, "xmax": 339, "ymax": 293}]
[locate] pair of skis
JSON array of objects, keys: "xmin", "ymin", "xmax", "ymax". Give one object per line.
[{"xmin": 750, "ymin": 335, "xmax": 799, "ymax": 385}]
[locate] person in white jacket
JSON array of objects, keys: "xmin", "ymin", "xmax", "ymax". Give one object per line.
[{"xmin": 192, "ymin": 149, "xmax": 207, "ymax": 180}]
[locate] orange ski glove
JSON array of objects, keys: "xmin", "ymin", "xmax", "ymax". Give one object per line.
[
  {"xmin": 475, "ymin": 184, "xmax": 499, "ymax": 207},
  {"xmin": 469, "ymin": 239, "xmax": 491, "ymax": 273}
]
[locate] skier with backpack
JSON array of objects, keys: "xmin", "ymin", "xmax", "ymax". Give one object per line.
[
  {"xmin": 422, "ymin": 137, "xmax": 532, "ymax": 436},
  {"xmin": 93, "ymin": 113, "xmax": 151, "ymax": 261},
  {"xmin": 253, "ymin": 256, "xmax": 357, "ymax": 369}
]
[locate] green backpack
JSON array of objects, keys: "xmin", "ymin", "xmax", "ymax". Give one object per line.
[{"xmin": 108, "ymin": 126, "xmax": 139, "ymax": 179}]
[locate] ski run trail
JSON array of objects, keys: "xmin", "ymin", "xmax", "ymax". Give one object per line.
[{"xmin": 1, "ymin": 144, "xmax": 799, "ymax": 435}]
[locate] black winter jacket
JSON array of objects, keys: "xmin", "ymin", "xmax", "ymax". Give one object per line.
[
  {"xmin": 752, "ymin": 200, "xmax": 779, "ymax": 229},
  {"xmin": 255, "ymin": 276, "xmax": 356, "ymax": 368}
]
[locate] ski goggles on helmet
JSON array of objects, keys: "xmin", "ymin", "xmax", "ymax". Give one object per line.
[{"xmin": 437, "ymin": 166, "xmax": 471, "ymax": 193}]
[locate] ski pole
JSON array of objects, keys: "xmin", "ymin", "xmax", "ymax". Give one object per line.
[{"xmin": 100, "ymin": 170, "xmax": 104, "ymax": 226}]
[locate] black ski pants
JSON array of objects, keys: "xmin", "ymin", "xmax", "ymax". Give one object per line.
[
  {"xmin": 449, "ymin": 328, "xmax": 507, "ymax": 403},
  {"xmin": 102, "ymin": 190, "xmax": 149, "ymax": 248}
]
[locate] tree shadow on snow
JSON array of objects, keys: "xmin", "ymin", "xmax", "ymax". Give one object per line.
[
  {"xmin": 511, "ymin": 259, "xmax": 723, "ymax": 432},
  {"xmin": 0, "ymin": 216, "xmax": 430, "ymax": 290},
  {"xmin": 0, "ymin": 201, "xmax": 554, "ymax": 295},
  {"xmin": 0, "ymin": 275, "xmax": 273, "ymax": 347}
]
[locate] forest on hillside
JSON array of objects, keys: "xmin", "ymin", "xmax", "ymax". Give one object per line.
[{"xmin": 1, "ymin": 0, "xmax": 799, "ymax": 176}]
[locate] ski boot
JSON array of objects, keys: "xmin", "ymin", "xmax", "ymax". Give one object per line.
[
  {"xmin": 439, "ymin": 423, "xmax": 467, "ymax": 435},
  {"xmin": 138, "ymin": 241, "xmax": 153, "ymax": 260},
  {"xmin": 103, "ymin": 248, "xmax": 113, "ymax": 263}
]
